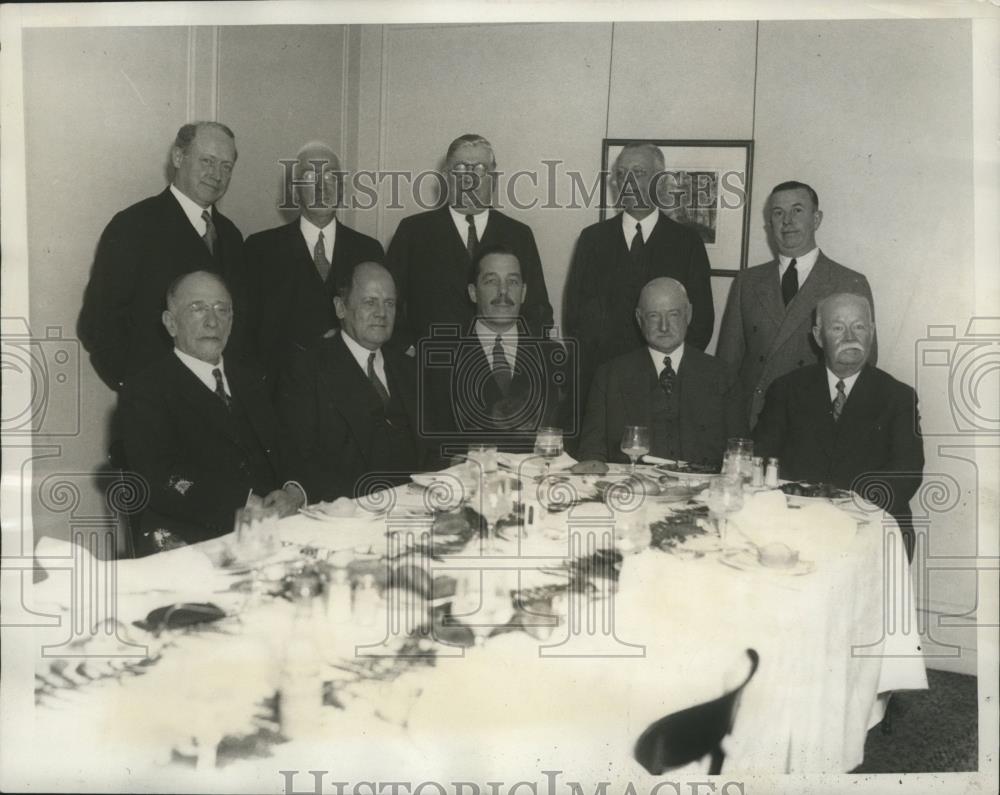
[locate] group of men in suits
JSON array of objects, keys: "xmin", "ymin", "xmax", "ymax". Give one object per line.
[{"xmin": 80, "ymin": 122, "xmax": 923, "ymax": 559}]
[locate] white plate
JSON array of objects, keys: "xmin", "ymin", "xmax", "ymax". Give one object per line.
[{"xmin": 719, "ymin": 547, "xmax": 815, "ymax": 576}]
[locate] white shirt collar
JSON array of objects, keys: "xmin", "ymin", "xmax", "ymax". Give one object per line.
[
  {"xmin": 778, "ymin": 246, "xmax": 820, "ymax": 286},
  {"xmin": 169, "ymin": 184, "xmax": 211, "ymax": 236},
  {"xmin": 648, "ymin": 342, "xmax": 684, "ymax": 376},
  {"xmin": 340, "ymin": 330, "xmax": 389, "ymax": 394},
  {"xmin": 450, "ymin": 206, "xmax": 489, "ymax": 244},
  {"xmin": 475, "ymin": 319, "xmax": 519, "ymax": 369},
  {"xmin": 174, "ymin": 348, "xmax": 229, "ymax": 395},
  {"xmin": 826, "ymin": 367, "xmax": 861, "ymax": 401},
  {"xmin": 622, "ymin": 210, "xmax": 659, "ymax": 246},
  {"xmin": 299, "ymin": 215, "xmax": 337, "ymax": 256}
]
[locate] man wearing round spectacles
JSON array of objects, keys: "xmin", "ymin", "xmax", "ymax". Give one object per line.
[{"xmin": 119, "ymin": 271, "xmax": 305, "ymax": 554}]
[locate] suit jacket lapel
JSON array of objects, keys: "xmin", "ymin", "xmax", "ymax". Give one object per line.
[
  {"xmin": 770, "ymin": 253, "xmax": 833, "ymax": 354},
  {"xmin": 836, "ymin": 365, "xmax": 876, "ymax": 429},
  {"xmin": 167, "ymin": 354, "xmax": 240, "ymax": 444},
  {"xmin": 227, "ymin": 365, "xmax": 276, "ymax": 454},
  {"xmin": 752, "ymin": 261, "xmax": 787, "ymax": 331},
  {"xmin": 809, "ymin": 365, "xmax": 837, "ymax": 457},
  {"xmin": 161, "ymin": 188, "xmax": 218, "ymax": 273},
  {"xmin": 326, "ymin": 335, "xmax": 377, "ymax": 461},
  {"xmin": 436, "ymin": 206, "xmax": 475, "ymax": 304},
  {"xmin": 621, "ymin": 349, "xmax": 653, "ymax": 427}
]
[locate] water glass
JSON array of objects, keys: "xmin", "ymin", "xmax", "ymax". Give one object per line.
[{"xmin": 620, "ymin": 425, "xmax": 651, "ymax": 472}]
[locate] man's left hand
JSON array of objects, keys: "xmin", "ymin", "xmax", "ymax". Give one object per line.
[{"xmin": 262, "ymin": 484, "xmax": 305, "ymax": 518}]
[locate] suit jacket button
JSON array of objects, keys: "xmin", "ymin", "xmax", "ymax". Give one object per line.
[{"xmin": 758, "ymin": 355, "xmax": 765, "ymax": 363}]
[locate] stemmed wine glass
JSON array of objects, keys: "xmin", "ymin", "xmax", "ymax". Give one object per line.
[
  {"xmin": 620, "ymin": 425, "xmax": 651, "ymax": 473},
  {"xmin": 705, "ymin": 475, "xmax": 744, "ymax": 543},
  {"xmin": 534, "ymin": 427, "xmax": 564, "ymax": 475}
]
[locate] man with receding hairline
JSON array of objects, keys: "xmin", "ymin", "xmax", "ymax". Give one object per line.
[
  {"xmin": 279, "ymin": 261, "xmax": 435, "ymax": 501},
  {"xmin": 119, "ymin": 270, "xmax": 304, "ymax": 554},
  {"xmin": 565, "ymin": 141, "xmax": 714, "ymax": 421},
  {"xmin": 386, "ymin": 133, "xmax": 553, "ymax": 351},
  {"xmin": 754, "ymin": 292, "xmax": 923, "ymax": 559},
  {"xmin": 577, "ymin": 277, "xmax": 743, "ymax": 468},
  {"xmin": 80, "ymin": 121, "xmax": 248, "ymax": 392},
  {"xmin": 717, "ymin": 180, "xmax": 876, "ymax": 428},
  {"xmin": 245, "ymin": 140, "xmax": 384, "ymax": 386}
]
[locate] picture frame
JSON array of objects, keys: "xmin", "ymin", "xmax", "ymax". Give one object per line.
[{"xmin": 600, "ymin": 139, "xmax": 754, "ymax": 276}]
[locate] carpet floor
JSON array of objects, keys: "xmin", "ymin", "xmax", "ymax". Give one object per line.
[{"xmin": 853, "ymin": 669, "xmax": 979, "ymax": 773}]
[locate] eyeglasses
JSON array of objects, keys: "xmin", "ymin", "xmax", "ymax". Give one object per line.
[
  {"xmin": 450, "ymin": 162, "xmax": 491, "ymax": 176},
  {"xmin": 185, "ymin": 301, "xmax": 233, "ymax": 319}
]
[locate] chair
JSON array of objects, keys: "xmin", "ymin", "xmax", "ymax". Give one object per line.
[{"xmin": 634, "ymin": 648, "xmax": 760, "ymax": 776}]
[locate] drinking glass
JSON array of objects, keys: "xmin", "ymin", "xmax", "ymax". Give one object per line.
[
  {"xmin": 706, "ymin": 475, "xmax": 744, "ymax": 542},
  {"xmin": 534, "ymin": 427, "xmax": 564, "ymax": 474},
  {"xmin": 620, "ymin": 425, "xmax": 651, "ymax": 472},
  {"xmin": 725, "ymin": 438, "xmax": 754, "ymax": 481}
]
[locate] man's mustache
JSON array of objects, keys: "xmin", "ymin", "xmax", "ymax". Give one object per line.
[
  {"xmin": 839, "ymin": 343, "xmax": 865, "ymax": 352},
  {"xmin": 491, "ymin": 296, "xmax": 515, "ymax": 306}
]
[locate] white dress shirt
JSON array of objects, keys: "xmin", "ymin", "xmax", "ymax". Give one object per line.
[
  {"xmin": 826, "ymin": 368, "xmax": 861, "ymax": 401},
  {"xmin": 475, "ymin": 320, "xmax": 519, "ymax": 371},
  {"xmin": 648, "ymin": 342, "xmax": 685, "ymax": 378},
  {"xmin": 622, "ymin": 210, "xmax": 659, "ymax": 249},
  {"xmin": 300, "ymin": 215, "xmax": 337, "ymax": 257},
  {"xmin": 174, "ymin": 348, "xmax": 229, "ymax": 396},
  {"xmin": 341, "ymin": 330, "xmax": 389, "ymax": 395},
  {"xmin": 170, "ymin": 184, "xmax": 211, "ymax": 236},
  {"xmin": 450, "ymin": 206, "xmax": 489, "ymax": 244},
  {"xmin": 778, "ymin": 246, "xmax": 820, "ymax": 287}
]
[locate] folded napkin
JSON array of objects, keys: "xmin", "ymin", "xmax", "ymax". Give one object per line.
[{"xmin": 642, "ymin": 454, "xmax": 679, "ymax": 466}]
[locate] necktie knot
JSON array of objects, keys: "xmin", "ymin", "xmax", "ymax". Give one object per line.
[
  {"xmin": 314, "ymin": 229, "xmax": 331, "ymax": 282},
  {"xmin": 492, "ymin": 335, "xmax": 513, "ymax": 393},
  {"xmin": 465, "ymin": 214, "xmax": 479, "ymax": 259},
  {"xmin": 781, "ymin": 257, "xmax": 799, "ymax": 306},
  {"xmin": 367, "ymin": 351, "xmax": 390, "ymax": 406},
  {"xmin": 630, "ymin": 221, "xmax": 645, "ymax": 256},
  {"xmin": 832, "ymin": 378, "xmax": 847, "ymax": 421},
  {"xmin": 201, "ymin": 210, "xmax": 217, "ymax": 255},
  {"xmin": 212, "ymin": 367, "xmax": 231, "ymax": 409}
]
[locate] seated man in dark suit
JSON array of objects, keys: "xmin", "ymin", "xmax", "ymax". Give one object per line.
[
  {"xmin": 119, "ymin": 271, "xmax": 305, "ymax": 554},
  {"xmin": 245, "ymin": 140, "xmax": 384, "ymax": 387},
  {"xmin": 754, "ymin": 292, "xmax": 924, "ymax": 560},
  {"xmin": 386, "ymin": 133, "xmax": 554, "ymax": 351},
  {"xmin": 421, "ymin": 244, "xmax": 572, "ymax": 454},
  {"xmin": 577, "ymin": 277, "xmax": 744, "ymax": 469},
  {"xmin": 279, "ymin": 262, "xmax": 434, "ymax": 501}
]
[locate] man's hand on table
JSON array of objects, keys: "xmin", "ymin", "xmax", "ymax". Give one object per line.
[{"xmin": 262, "ymin": 483, "xmax": 306, "ymax": 518}]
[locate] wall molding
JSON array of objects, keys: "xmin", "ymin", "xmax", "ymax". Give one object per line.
[{"xmin": 186, "ymin": 26, "xmax": 220, "ymax": 122}]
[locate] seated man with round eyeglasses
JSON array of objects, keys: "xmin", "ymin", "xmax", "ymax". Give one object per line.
[{"xmin": 118, "ymin": 270, "xmax": 305, "ymax": 555}]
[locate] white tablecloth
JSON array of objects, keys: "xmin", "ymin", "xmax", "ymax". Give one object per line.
[{"xmin": 28, "ymin": 483, "xmax": 926, "ymax": 788}]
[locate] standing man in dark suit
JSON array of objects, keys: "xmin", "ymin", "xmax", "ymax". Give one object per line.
[
  {"xmin": 80, "ymin": 122, "xmax": 246, "ymax": 391},
  {"xmin": 119, "ymin": 271, "xmax": 304, "ymax": 554},
  {"xmin": 716, "ymin": 181, "xmax": 876, "ymax": 428},
  {"xmin": 386, "ymin": 134, "xmax": 554, "ymax": 351},
  {"xmin": 754, "ymin": 293, "xmax": 923, "ymax": 560},
  {"xmin": 244, "ymin": 141, "xmax": 384, "ymax": 386},
  {"xmin": 279, "ymin": 262, "xmax": 433, "ymax": 502},
  {"xmin": 564, "ymin": 142, "xmax": 714, "ymax": 417},
  {"xmin": 577, "ymin": 278, "xmax": 743, "ymax": 468},
  {"xmin": 421, "ymin": 244, "xmax": 573, "ymax": 453}
]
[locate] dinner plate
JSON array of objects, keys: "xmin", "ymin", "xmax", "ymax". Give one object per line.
[
  {"xmin": 718, "ymin": 547, "xmax": 815, "ymax": 576},
  {"xmin": 653, "ymin": 463, "xmax": 717, "ymax": 482}
]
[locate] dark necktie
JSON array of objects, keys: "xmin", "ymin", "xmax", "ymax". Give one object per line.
[
  {"xmin": 832, "ymin": 379, "xmax": 847, "ymax": 421},
  {"xmin": 781, "ymin": 258, "xmax": 798, "ymax": 306},
  {"xmin": 201, "ymin": 209, "xmax": 217, "ymax": 256},
  {"xmin": 367, "ymin": 352, "xmax": 390, "ymax": 406},
  {"xmin": 630, "ymin": 222, "xmax": 645, "ymax": 258},
  {"xmin": 212, "ymin": 367, "xmax": 231, "ymax": 409},
  {"xmin": 465, "ymin": 214, "xmax": 479, "ymax": 259},
  {"xmin": 314, "ymin": 230, "xmax": 331, "ymax": 282},
  {"xmin": 658, "ymin": 356, "xmax": 676, "ymax": 395},
  {"xmin": 492, "ymin": 335, "xmax": 513, "ymax": 394}
]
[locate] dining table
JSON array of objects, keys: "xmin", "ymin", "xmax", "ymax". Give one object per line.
[{"xmin": 29, "ymin": 454, "xmax": 927, "ymax": 791}]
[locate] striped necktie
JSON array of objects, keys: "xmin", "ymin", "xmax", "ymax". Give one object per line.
[
  {"xmin": 212, "ymin": 367, "xmax": 231, "ymax": 409},
  {"xmin": 314, "ymin": 230, "xmax": 331, "ymax": 282},
  {"xmin": 201, "ymin": 210, "xmax": 217, "ymax": 256},
  {"xmin": 832, "ymin": 379, "xmax": 847, "ymax": 421}
]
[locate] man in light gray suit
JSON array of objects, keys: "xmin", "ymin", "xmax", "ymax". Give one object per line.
[{"xmin": 716, "ymin": 181, "xmax": 876, "ymax": 428}]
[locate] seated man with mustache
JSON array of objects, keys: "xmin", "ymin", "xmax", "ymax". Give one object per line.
[
  {"xmin": 420, "ymin": 244, "xmax": 572, "ymax": 455},
  {"xmin": 753, "ymin": 292, "xmax": 924, "ymax": 560}
]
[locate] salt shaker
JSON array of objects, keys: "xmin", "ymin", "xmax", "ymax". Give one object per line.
[
  {"xmin": 764, "ymin": 457, "xmax": 780, "ymax": 488},
  {"xmin": 750, "ymin": 456, "xmax": 764, "ymax": 488}
]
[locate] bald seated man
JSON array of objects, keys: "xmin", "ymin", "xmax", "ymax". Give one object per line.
[
  {"xmin": 279, "ymin": 261, "xmax": 437, "ymax": 502},
  {"xmin": 119, "ymin": 270, "xmax": 305, "ymax": 554},
  {"xmin": 577, "ymin": 277, "xmax": 744, "ymax": 469},
  {"xmin": 245, "ymin": 140, "xmax": 384, "ymax": 387},
  {"xmin": 754, "ymin": 292, "xmax": 923, "ymax": 560}
]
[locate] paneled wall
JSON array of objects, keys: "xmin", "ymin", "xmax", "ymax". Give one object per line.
[{"xmin": 17, "ymin": 19, "xmax": 985, "ymax": 672}]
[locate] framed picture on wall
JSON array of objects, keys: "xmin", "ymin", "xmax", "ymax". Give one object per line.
[{"xmin": 600, "ymin": 139, "xmax": 754, "ymax": 276}]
